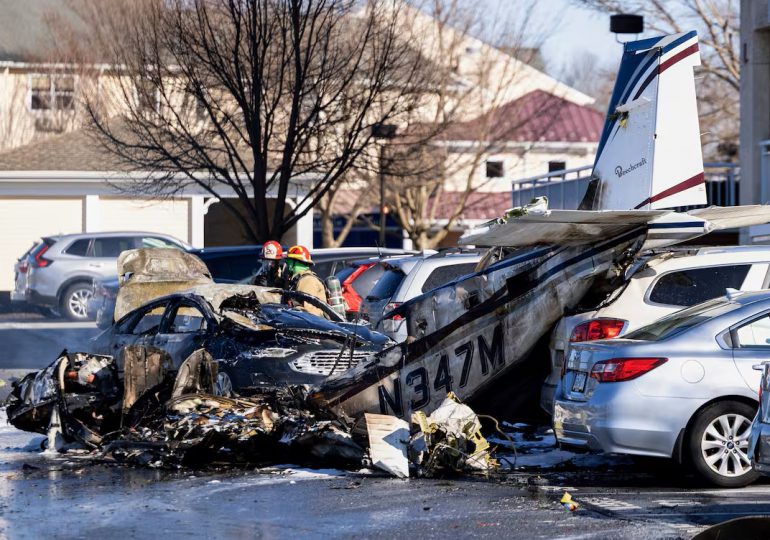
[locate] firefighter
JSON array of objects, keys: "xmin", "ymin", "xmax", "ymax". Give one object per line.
[
  {"xmin": 251, "ymin": 240, "xmax": 284, "ymax": 288},
  {"xmin": 285, "ymin": 245, "xmax": 327, "ymax": 317}
]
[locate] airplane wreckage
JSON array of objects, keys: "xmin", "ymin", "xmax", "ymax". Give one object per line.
[{"xmin": 7, "ymin": 31, "xmax": 770, "ymax": 476}]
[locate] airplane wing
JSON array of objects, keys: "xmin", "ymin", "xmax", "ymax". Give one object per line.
[
  {"xmin": 687, "ymin": 205, "xmax": 770, "ymax": 230},
  {"xmin": 459, "ymin": 208, "xmax": 669, "ymax": 247}
]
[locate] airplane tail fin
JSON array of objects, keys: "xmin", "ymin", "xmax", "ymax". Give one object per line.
[{"xmin": 581, "ymin": 31, "xmax": 705, "ymax": 211}]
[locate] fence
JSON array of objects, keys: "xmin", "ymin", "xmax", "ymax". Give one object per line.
[{"xmin": 511, "ymin": 162, "xmax": 739, "ymax": 210}]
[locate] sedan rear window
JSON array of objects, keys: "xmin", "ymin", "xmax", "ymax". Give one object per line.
[
  {"xmin": 625, "ymin": 299, "xmax": 740, "ymax": 341},
  {"xmin": 367, "ymin": 268, "xmax": 405, "ymax": 300},
  {"xmin": 648, "ymin": 265, "xmax": 751, "ymax": 307}
]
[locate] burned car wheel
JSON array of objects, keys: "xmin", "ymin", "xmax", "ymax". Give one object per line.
[
  {"xmin": 215, "ymin": 371, "xmax": 234, "ymax": 397},
  {"xmin": 687, "ymin": 401, "xmax": 760, "ymax": 488}
]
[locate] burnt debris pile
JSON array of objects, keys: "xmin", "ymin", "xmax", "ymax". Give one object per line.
[{"xmin": 4, "ymin": 350, "xmax": 500, "ymax": 478}]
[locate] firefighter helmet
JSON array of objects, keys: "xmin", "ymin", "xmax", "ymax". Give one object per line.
[
  {"xmin": 286, "ymin": 245, "xmax": 313, "ymax": 265},
  {"xmin": 261, "ymin": 241, "xmax": 283, "ymax": 260}
]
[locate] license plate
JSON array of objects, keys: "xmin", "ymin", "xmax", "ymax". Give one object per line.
[{"xmin": 572, "ymin": 372, "xmax": 587, "ymax": 393}]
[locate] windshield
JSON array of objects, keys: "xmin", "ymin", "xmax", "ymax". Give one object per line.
[
  {"xmin": 367, "ymin": 268, "xmax": 405, "ymax": 300},
  {"xmin": 624, "ymin": 298, "xmax": 740, "ymax": 341}
]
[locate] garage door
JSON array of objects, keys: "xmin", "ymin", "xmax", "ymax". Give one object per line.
[
  {"xmin": 97, "ymin": 198, "xmax": 190, "ymax": 245},
  {"xmin": 0, "ymin": 197, "xmax": 83, "ymax": 291}
]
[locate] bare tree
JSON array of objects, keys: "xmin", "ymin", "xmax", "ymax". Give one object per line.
[
  {"xmin": 59, "ymin": 0, "xmax": 428, "ymax": 244},
  {"xmin": 575, "ymin": 0, "xmax": 739, "ymax": 159},
  {"xmin": 381, "ymin": 0, "xmax": 559, "ymax": 250}
]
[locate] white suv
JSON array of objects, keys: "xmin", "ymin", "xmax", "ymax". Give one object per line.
[
  {"xmin": 361, "ymin": 250, "xmax": 482, "ymax": 342},
  {"xmin": 541, "ymin": 245, "xmax": 770, "ymax": 413}
]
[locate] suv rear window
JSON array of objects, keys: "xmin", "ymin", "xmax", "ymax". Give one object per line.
[
  {"xmin": 648, "ymin": 265, "xmax": 751, "ymax": 307},
  {"xmin": 64, "ymin": 239, "xmax": 90, "ymax": 256},
  {"xmin": 351, "ymin": 264, "xmax": 385, "ymax": 297},
  {"xmin": 421, "ymin": 262, "xmax": 477, "ymax": 293},
  {"xmin": 367, "ymin": 268, "xmax": 405, "ymax": 300}
]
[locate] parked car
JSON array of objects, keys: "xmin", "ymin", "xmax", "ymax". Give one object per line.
[
  {"xmin": 334, "ymin": 254, "xmax": 419, "ymax": 319},
  {"xmin": 553, "ymin": 290, "xmax": 770, "ymax": 488},
  {"xmin": 12, "ymin": 232, "xmax": 189, "ymax": 321},
  {"xmin": 750, "ymin": 361, "xmax": 770, "ymax": 476},
  {"xmin": 360, "ymin": 250, "xmax": 482, "ymax": 342},
  {"xmin": 91, "ymin": 284, "xmax": 392, "ymax": 394},
  {"xmin": 542, "ymin": 246, "xmax": 770, "ymax": 413}
]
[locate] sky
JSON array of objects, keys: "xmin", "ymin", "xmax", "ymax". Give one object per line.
[{"xmin": 486, "ymin": 0, "xmax": 626, "ymax": 76}]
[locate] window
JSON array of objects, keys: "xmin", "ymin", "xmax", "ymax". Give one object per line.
[
  {"xmin": 136, "ymin": 79, "xmax": 160, "ymax": 113},
  {"xmin": 29, "ymin": 74, "xmax": 75, "ymax": 111},
  {"xmin": 548, "ymin": 161, "xmax": 566, "ymax": 173},
  {"xmin": 624, "ymin": 299, "xmax": 740, "ymax": 342},
  {"xmin": 168, "ymin": 304, "xmax": 207, "ymax": 333},
  {"xmin": 130, "ymin": 305, "xmax": 167, "ymax": 335},
  {"xmin": 648, "ymin": 265, "xmax": 751, "ymax": 307},
  {"xmin": 351, "ymin": 264, "xmax": 385, "ymax": 298},
  {"xmin": 367, "ymin": 268, "xmax": 405, "ymax": 300},
  {"xmin": 203, "ymin": 254, "xmax": 260, "ymax": 282},
  {"xmin": 138, "ymin": 236, "xmax": 181, "ymax": 249},
  {"xmin": 486, "ymin": 160, "xmax": 504, "ymax": 178},
  {"xmin": 735, "ymin": 314, "xmax": 770, "ymax": 348},
  {"xmin": 422, "ymin": 263, "xmax": 478, "ymax": 293},
  {"xmin": 92, "ymin": 237, "xmax": 135, "ymax": 258},
  {"xmin": 64, "ymin": 239, "xmax": 90, "ymax": 257}
]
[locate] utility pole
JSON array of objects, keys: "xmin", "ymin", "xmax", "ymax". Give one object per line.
[{"xmin": 371, "ymin": 123, "xmax": 398, "ymax": 247}]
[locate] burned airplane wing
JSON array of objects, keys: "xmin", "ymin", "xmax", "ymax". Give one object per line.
[{"xmin": 314, "ymin": 31, "xmax": 770, "ymax": 421}]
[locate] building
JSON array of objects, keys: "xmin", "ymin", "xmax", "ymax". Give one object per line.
[{"xmin": 740, "ymin": 0, "xmax": 770, "ymax": 242}]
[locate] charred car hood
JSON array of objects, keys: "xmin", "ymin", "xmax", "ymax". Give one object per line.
[{"xmin": 252, "ymin": 304, "xmax": 391, "ymax": 347}]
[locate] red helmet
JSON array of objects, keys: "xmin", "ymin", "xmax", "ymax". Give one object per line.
[
  {"xmin": 286, "ymin": 245, "xmax": 313, "ymax": 265},
  {"xmin": 261, "ymin": 241, "xmax": 283, "ymax": 260}
]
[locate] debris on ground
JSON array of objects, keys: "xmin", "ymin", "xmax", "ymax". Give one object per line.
[
  {"xmin": 4, "ymin": 351, "xmax": 502, "ymax": 478},
  {"xmin": 560, "ymin": 492, "xmax": 578, "ymax": 512}
]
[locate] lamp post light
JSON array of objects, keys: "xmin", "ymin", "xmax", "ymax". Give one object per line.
[
  {"xmin": 371, "ymin": 123, "xmax": 398, "ymax": 247},
  {"xmin": 610, "ymin": 14, "xmax": 643, "ymax": 42}
]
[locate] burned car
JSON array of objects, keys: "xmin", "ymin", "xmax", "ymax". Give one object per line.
[
  {"xmin": 92, "ymin": 284, "xmax": 392, "ymax": 395},
  {"xmin": 88, "ymin": 248, "xmax": 392, "ymax": 394}
]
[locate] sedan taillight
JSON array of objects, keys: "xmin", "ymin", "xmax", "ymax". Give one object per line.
[
  {"xmin": 590, "ymin": 357, "xmax": 667, "ymax": 383},
  {"xmin": 570, "ymin": 319, "xmax": 625, "ymax": 342}
]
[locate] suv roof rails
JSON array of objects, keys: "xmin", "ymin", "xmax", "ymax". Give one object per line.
[{"xmin": 427, "ymin": 247, "xmax": 484, "ymax": 259}]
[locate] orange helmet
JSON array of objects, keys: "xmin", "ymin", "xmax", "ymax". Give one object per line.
[
  {"xmin": 261, "ymin": 241, "xmax": 283, "ymax": 260},
  {"xmin": 287, "ymin": 245, "xmax": 313, "ymax": 265}
]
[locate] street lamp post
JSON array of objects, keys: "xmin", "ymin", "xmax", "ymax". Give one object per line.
[{"xmin": 371, "ymin": 123, "xmax": 398, "ymax": 247}]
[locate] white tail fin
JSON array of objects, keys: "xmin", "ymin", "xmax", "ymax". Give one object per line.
[{"xmin": 581, "ymin": 31, "xmax": 705, "ymax": 211}]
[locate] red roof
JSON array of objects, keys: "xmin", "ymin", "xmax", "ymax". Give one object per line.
[
  {"xmin": 428, "ymin": 191, "xmax": 512, "ymax": 221},
  {"xmin": 444, "ymin": 90, "xmax": 604, "ymax": 143}
]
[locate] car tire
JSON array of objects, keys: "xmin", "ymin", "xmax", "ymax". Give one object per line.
[
  {"xmin": 60, "ymin": 283, "xmax": 94, "ymax": 321},
  {"xmin": 686, "ymin": 400, "xmax": 760, "ymax": 488}
]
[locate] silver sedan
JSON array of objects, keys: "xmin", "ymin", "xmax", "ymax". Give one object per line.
[{"xmin": 553, "ymin": 290, "xmax": 770, "ymax": 488}]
